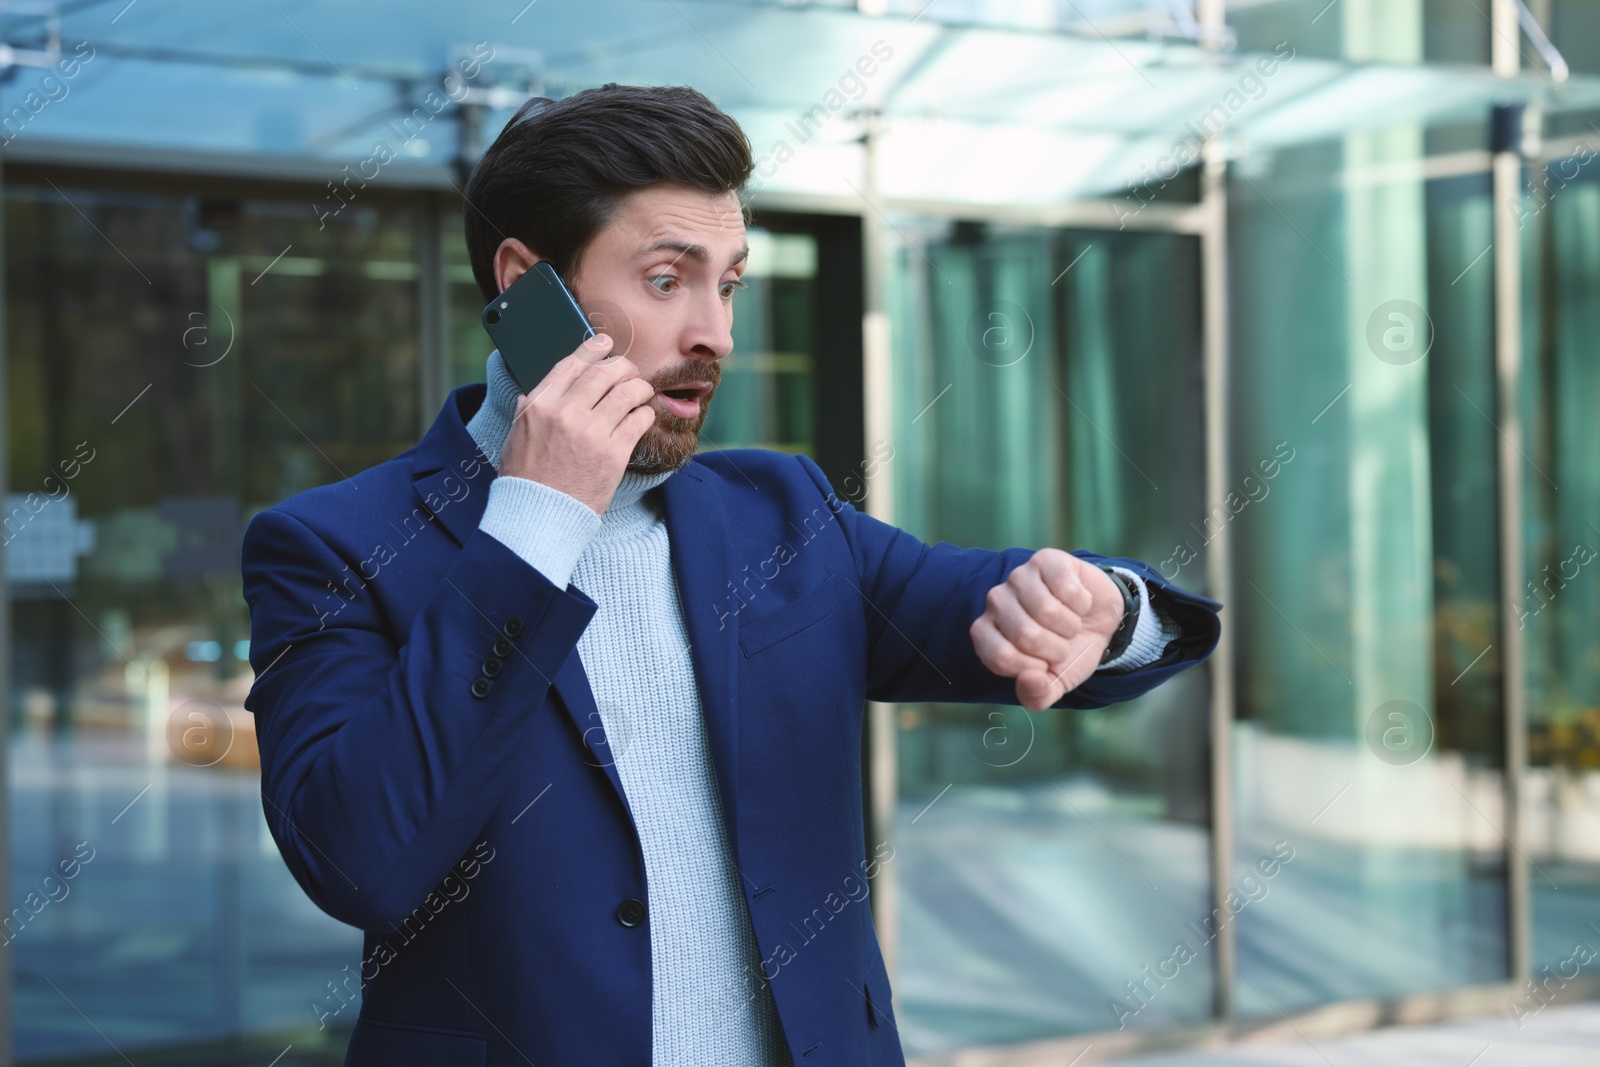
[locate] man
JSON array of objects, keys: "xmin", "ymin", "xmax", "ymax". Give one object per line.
[{"xmin": 240, "ymin": 83, "xmax": 1222, "ymax": 1067}]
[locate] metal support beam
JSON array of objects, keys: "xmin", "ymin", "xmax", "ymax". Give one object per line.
[
  {"xmin": 1493, "ymin": 0, "xmax": 1522, "ymax": 76},
  {"xmin": 1200, "ymin": 136, "xmax": 1236, "ymax": 1024},
  {"xmin": 859, "ymin": 108, "xmax": 902, "ymax": 988},
  {"xmin": 1494, "ymin": 139, "xmax": 1532, "ymax": 992},
  {"xmin": 1492, "ymin": 0, "xmax": 1532, "ymax": 993},
  {"xmin": 0, "ymin": 137, "xmax": 13, "ymax": 1067},
  {"xmin": 416, "ymin": 190, "xmax": 452, "ymax": 433},
  {"xmin": 1196, "ymin": 0, "xmax": 1236, "ymax": 1026}
]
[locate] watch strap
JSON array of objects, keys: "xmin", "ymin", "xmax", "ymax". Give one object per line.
[{"xmin": 1097, "ymin": 564, "xmax": 1139, "ymax": 664}]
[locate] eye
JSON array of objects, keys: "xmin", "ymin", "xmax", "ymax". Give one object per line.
[
  {"xmin": 647, "ymin": 274, "xmax": 678, "ymax": 294},
  {"xmin": 721, "ymin": 278, "xmax": 749, "ymax": 300}
]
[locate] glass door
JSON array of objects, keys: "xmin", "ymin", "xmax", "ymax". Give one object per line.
[
  {"xmin": 1518, "ymin": 130, "xmax": 1600, "ymax": 979},
  {"xmin": 5, "ymin": 173, "xmax": 424, "ymax": 1064},
  {"xmin": 1227, "ymin": 131, "xmax": 1510, "ymax": 1013},
  {"xmin": 883, "ymin": 217, "xmax": 1214, "ymax": 1052}
]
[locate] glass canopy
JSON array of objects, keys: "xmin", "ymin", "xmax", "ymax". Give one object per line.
[{"xmin": 2, "ymin": 0, "xmax": 1594, "ymax": 206}]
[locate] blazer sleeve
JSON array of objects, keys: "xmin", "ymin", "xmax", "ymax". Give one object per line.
[
  {"xmin": 240, "ymin": 506, "xmax": 597, "ymax": 931},
  {"xmin": 793, "ymin": 454, "xmax": 1222, "ymax": 711}
]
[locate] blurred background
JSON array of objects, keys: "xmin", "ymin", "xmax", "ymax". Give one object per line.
[{"xmin": 0, "ymin": 0, "xmax": 1598, "ymax": 1064}]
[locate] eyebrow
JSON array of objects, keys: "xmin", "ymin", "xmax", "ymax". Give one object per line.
[{"xmin": 637, "ymin": 240, "xmax": 749, "ymax": 269}]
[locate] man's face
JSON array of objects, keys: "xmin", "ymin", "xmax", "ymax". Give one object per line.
[{"xmin": 564, "ymin": 183, "xmax": 747, "ymax": 475}]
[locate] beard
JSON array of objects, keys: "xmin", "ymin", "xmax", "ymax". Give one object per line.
[{"xmin": 625, "ymin": 363, "xmax": 720, "ymax": 475}]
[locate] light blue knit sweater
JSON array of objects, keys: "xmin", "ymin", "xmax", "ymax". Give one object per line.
[
  {"xmin": 463, "ymin": 348, "xmax": 1180, "ymax": 1063},
  {"xmin": 466, "ymin": 349, "xmax": 792, "ymax": 1066}
]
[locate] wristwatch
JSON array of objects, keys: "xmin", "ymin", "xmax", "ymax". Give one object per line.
[{"xmin": 1097, "ymin": 565, "xmax": 1141, "ymax": 665}]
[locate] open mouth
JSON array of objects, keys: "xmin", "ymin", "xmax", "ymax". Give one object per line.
[{"xmin": 656, "ymin": 386, "xmax": 705, "ymax": 420}]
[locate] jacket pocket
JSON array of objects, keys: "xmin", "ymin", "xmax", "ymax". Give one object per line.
[
  {"xmin": 345, "ymin": 1016, "xmax": 488, "ymax": 1067},
  {"xmin": 737, "ymin": 572, "xmax": 843, "ymax": 657},
  {"xmin": 863, "ymin": 941, "xmax": 897, "ymax": 1031},
  {"xmin": 864, "ymin": 975, "xmax": 884, "ymax": 1029}
]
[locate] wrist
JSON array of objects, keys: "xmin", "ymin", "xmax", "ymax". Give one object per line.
[
  {"xmin": 479, "ymin": 475, "xmax": 602, "ymax": 587},
  {"xmin": 1101, "ymin": 567, "xmax": 1182, "ymax": 672},
  {"xmin": 1096, "ymin": 565, "xmax": 1140, "ymax": 664}
]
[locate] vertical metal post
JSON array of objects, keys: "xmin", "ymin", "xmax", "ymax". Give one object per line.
[
  {"xmin": 861, "ymin": 112, "xmax": 893, "ymax": 523},
  {"xmin": 860, "ymin": 109, "xmax": 901, "ymax": 984},
  {"xmin": 1492, "ymin": 0, "xmax": 1532, "ymax": 986},
  {"xmin": 1199, "ymin": 138, "xmax": 1236, "ymax": 1025},
  {"xmin": 0, "ymin": 136, "xmax": 14, "ymax": 1067},
  {"xmin": 417, "ymin": 190, "xmax": 452, "ymax": 433},
  {"xmin": 1195, "ymin": 0, "xmax": 1227, "ymax": 36},
  {"xmin": 1196, "ymin": 0, "xmax": 1236, "ymax": 1026}
]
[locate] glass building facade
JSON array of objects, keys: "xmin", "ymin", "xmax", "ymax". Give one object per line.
[{"xmin": 3, "ymin": 1, "xmax": 1600, "ymax": 1064}]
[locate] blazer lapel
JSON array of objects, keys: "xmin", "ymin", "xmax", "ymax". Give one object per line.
[
  {"xmin": 409, "ymin": 383, "xmax": 493, "ymax": 548},
  {"xmin": 549, "ymin": 643, "xmax": 632, "ymax": 811},
  {"xmin": 660, "ymin": 462, "xmax": 744, "ymax": 868},
  {"xmin": 408, "ymin": 386, "xmax": 741, "ymax": 844}
]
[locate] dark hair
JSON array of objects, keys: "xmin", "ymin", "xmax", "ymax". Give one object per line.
[{"xmin": 462, "ymin": 83, "xmax": 755, "ymax": 302}]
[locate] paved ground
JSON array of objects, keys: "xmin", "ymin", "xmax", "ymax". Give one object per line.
[
  {"xmin": 11, "ymin": 734, "xmax": 363, "ymax": 1064},
  {"xmin": 1120, "ymin": 1002, "xmax": 1600, "ymax": 1066}
]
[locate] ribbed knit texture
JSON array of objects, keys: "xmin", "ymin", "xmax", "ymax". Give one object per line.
[
  {"xmin": 466, "ymin": 349, "xmax": 792, "ymax": 1066},
  {"xmin": 1102, "ymin": 566, "xmax": 1185, "ymax": 671}
]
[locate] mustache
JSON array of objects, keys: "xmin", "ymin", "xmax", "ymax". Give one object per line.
[{"xmin": 650, "ymin": 361, "xmax": 721, "ymax": 393}]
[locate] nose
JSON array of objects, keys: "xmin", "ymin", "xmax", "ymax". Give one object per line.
[{"xmin": 681, "ymin": 283, "xmax": 735, "ymax": 363}]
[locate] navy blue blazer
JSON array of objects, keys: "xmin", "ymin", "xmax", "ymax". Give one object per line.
[{"xmin": 240, "ymin": 382, "xmax": 1222, "ymax": 1066}]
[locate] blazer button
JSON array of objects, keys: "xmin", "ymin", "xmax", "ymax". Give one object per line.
[
  {"xmin": 493, "ymin": 635, "xmax": 514, "ymax": 658},
  {"xmin": 480, "ymin": 656, "xmax": 503, "ymax": 678},
  {"xmin": 470, "ymin": 676, "xmax": 494, "ymax": 699},
  {"xmin": 501, "ymin": 615, "xmax": 524, "ymax": 638},
  {"xmin": 615, "ymin": 898, "xmax": 646, "ymax": 928}
]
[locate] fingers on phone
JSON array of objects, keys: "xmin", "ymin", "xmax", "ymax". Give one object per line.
[
  {"xmin": 597, "ymin": 375, "xmax": 655, "ymax": 423},
  {"xmin": 572, "ymin": 351, "xmax": 641, "ymax": 410},
  {"xmin": 577, "ymin": 332, "xmax": 614, "ymax": 363},
  {"xmin": 538, "ymin": 338, "xmax": 621, "ymax": 405},
  {"xmin": 526, "ymin": 352, "xmax": 582, "ymax": 403}
]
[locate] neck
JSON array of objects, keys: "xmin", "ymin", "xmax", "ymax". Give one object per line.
[{"xmin": 466, "ymin": 350, "xmax": 676, "ymax": 527}]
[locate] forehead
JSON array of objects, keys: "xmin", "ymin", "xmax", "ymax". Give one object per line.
[{"xmin": 607, "ymin": 183, "xmax": 747, "ymax": 249}]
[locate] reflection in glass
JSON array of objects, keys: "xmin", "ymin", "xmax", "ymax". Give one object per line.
[
  {"xmin": 1229, "ymin": 131, "xmax": 1508, "ymax": 1016},
  {"xmin": 886, "ymin": 219, "xmax": 1213, "ymax": 1052},
  {"xmin": 1229, "ymin": 0, "xmax": 1489, "ymax": 66},
  {"xmin": 5, "ymin": 185, "xmax": 420, "ymax": 1062},
  {"xmin": 1520, "ymin": 151, "xmax": 1600, "ymax": 978}
]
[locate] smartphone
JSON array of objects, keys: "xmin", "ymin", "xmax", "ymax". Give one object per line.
[{"xmin": 481, "ymin": 261, "xmax": 597, "ymax": 393}]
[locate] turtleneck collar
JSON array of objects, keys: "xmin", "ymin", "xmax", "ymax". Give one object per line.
[{"xmin": 466, "ymin": 349, "xmax": 675, "ymax": 538}]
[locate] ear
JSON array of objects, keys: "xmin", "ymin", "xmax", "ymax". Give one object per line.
[{"xmin": 492, "ymin": 238, "xmax": 540, "ymax": 295}]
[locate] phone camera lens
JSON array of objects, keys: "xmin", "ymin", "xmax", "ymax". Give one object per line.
[{"xmin": 485, "ymin": 308, "xmax": 500, "ymax": 325}]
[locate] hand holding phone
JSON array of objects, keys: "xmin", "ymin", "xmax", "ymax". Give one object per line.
[{"xmin": 497, "ymin": 335, "xmax": 658, "ymax": 516}]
